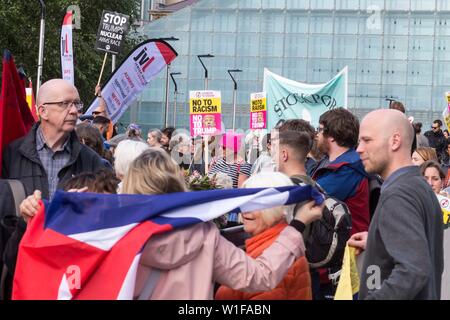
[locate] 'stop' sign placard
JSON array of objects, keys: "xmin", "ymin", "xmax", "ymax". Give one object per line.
[{"xmin": 95, "ymin": 10, "xmax": 130, "ymax": 55}]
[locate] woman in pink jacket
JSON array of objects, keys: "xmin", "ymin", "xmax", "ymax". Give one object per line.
[{"xmin": 121, "ymin": 148, "xmax": 323, "ymax": 300}]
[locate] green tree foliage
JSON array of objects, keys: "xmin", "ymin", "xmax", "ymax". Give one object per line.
[{"xmin": 0, "ymin": 0, "xmax": 142, "ymax": 106}]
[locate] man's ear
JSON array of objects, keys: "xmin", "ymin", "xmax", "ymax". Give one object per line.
[
  {"xmin": 391, "ymin": 131, "xmax": 402, "ymax": 151},
  {"xmin": 38, "ymin": 106, "xmax": 49, "ymax": 121},
  {"xmin": 282, "ymin": 148, "xmax": 289, "ymax": 162}
]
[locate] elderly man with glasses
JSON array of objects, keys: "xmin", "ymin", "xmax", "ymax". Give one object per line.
[{"xmin": 424, "ymin": 119, "xmax": 447, "ymax": 163}]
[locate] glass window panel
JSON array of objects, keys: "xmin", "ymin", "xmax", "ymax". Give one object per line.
[
  {"xmin": 333, "ymin": 35, "xmax": 358, "ymax": 59},
  {"xmin": 239, "ymin": 57, "xmax": 261, "ymax": 81},
  {"xmin": 407, "ymin": 61, "xmax": 433, "ymax": 86},
  {"xmin": 438, "ymin": 0, "xmax": 450, "ymax": 11},
  {"xmin": 357, "ymin": 60, "xmax": 382, "ymax": 84},
  {"xmin": 167, "ymin": 7, "xmax": 191, "ymax": 31},
  {"xmin": 355, "ymin": 84, "xmax": 382, "ymax": 110},
  {"xmin": 360, "ymin": 0, "xmax": 385, "ymax": 10},
  {"xmin": 212, "ymin": 33, "xmax": 236, "ymax": 56},
  {"xmin": 410, "ymin": 15, "xmax": 435, "ymax": 36},
  {"xmin": 436, "ymin": 15, "xmax": 450, "ymax": 36},
  {"xmin": 336, "ymin": 0, "xmax": 360, "ymax": 10},
  {"xmin": 406, "ymin": 86, "xmax": 432, "ymax": 111},
  {"xmin": 359, "ymin": 13, "xmax": 383, "ymax": 35},
  {"xmin": 283, "ymin": 58, "xmax": 308, "ymax": 82},
  {"xmin": 310, "ymin": 14, "xmax": 334, "ymax": 34},
  {"xmin": 261, "ymin": 11, "xmax": 285, "ymax": 33},
  {"xmin": 307, "ymin": 59, "xmax": 332, "ymax": 83},
  {"xmin": 286, "ymin": 0, "xmax": 310, "ymax": 9},
  {"xmin": 308, "ymin": 35, "xmax": 333, "ymax": 58},
  {"xmin": 381, "ymin": 85, "xmax": 406, "ymax": 103},
  {"xmin": 189, "ymin": 32, "xmax": 213, "ymax": 55},
  {"xmin": 260, "ymin": 57, "xmax": 284, "ymax": 75},
  {"xmin": 383, "ymin": 36, "xmax": 408, "ymax": 60},
  {"xmin": 435, "ymin": 37, "xmax": 450, "ymax": 61},
  {"xmin": 237, "ymin": 10, "xmax": 261, "ymax": 33},
  {"xmin": 236, "ymin": 33, "xmax": 260, "ymax": 57},
  {"xmin": 262, "ymin": 0, "xmax": 285, "ymax": 9},
  {"xmin": 409, "ymin": 37, "xmax": 434, "ymax": 60},
  {"xmin": 411, "ymin": 0, "xmax": 436, "ymax": 11},
  {"xmin": 215, "ymin": 1, "xmax": 237, "ymax": 9},
  {"xmin": 213, "ymin": 10, "xmax": 237, "ymax": 32},
  {"xmin": 286, "ymin": 12, "xmax": 309, "ymax": 33},
  {"xmin": 237, "ymin": 81, "xmax": 260, "ymax": 105},
  {"xmin": 384, "ymin": 14, "xmax": 409, "ymax": 35},
  {"xmin": 169, "ymin": 56, "xmax": 189, "ymax": 78},
  {"xmin": 386, "ymin": 0, "xmax": 410, "ymax": 11},
  {"xmin": 285, "ymin": 34, "xmax": 308, "ymax": 57},
  {"xmin": 210, "ymin": 56, "xmax": 237, "ymax": 80},
  {"xmin": 333, "ymin": 59, "xmax": 357, "ymax": 83},
  {"xmin": 195, "ymin": 0, "xmax": 215, "ymax": 8},
  {"xmin": 432, "ymin": 86, "xmax": 449, "ymax": 112},
  {"xmin": 335, "ymin": 14, "xmax": 359, "ymax": 34},
  {"xmin": 191, "ymin": 9, "xmax": 214, "ymax": 32},
  {"xmin": 382, "ymin": 60, "xmax": 408, "ymax": 85},
  {"xmin": 310, "ymin": 0, "xmax": 335, "ymax": 10},
  {"xmin": 358, "ymin": 36, "xmax": 383, "ymax": 59},
  {"xmin": 239, "ymin": 0, "xmax": 261, "ymax": 9},
  {"xmin": 434, "ymin": 62, "xmax": 450, "ymax": 86},
  {"xmin": 261, "ymin": 34, "xmax": 284, "ymax": 57}
]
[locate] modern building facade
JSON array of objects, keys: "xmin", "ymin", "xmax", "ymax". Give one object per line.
[{"xmin": 123, "ymin": 0, "xmax": 450, "ymax": 132}]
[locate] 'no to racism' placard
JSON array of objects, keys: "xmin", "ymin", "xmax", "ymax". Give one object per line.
[
  {"xmin": 190, "ymin": 90, "xmax": 222, "ymax": 136},
  {"xmin": 250, "ymin": 92, "xmax": 267, "ymax": 130},
  {"xmin": 96, "ymin": 11, "xmax": 130, "ymax": 55}
]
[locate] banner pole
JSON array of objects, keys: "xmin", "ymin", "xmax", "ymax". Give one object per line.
[
  {"xmin": 204, "ymin": 136, "xmax": 209, "ymax": 175},
  {"xmin": 96, "ymin": 52, "xmax": 108, "ymax": 91}
]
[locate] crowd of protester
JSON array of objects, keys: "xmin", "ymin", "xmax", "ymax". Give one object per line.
[{"xmin": 0, "ymin": 79, "xmax": 448, "ymax": 300}]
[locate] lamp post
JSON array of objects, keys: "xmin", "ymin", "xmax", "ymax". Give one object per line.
[
  {"xmin": 228, "ymin": 69, "xmax": 243, "ymax": 131},
  {"xmin": 197, "ymin": 54, "xmax": 214, "ymax": 90},
  {"xmin": 170, "ymin": 72, "xmax": 181, "ymax": 127},
  {"xmin": 160, "ymin": 37, "xmax": 179, "ymax": 128},
  {"xmin": 36, "ymin": 0, "xmax": 46, "ymax": 96}
]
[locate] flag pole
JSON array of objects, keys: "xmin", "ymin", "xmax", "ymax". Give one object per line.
[
  {"xmin": 96, "ymin": 52, "xmax": 108, "ymax": 92},
  {"xmin": 36, "ymin": 0, "xmax": 46, "ymax": 96}
]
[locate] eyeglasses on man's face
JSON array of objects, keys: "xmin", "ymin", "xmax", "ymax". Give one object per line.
[
  {"xmin": 42, "ymin": 100, "xmax": 84, "ymax": 111},
  {"xmin": 432, "ymin": 126, "xmax": 439, "ymax": 130}
]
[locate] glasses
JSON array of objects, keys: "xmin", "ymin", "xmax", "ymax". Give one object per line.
[
  {"xmin": 43, "ymin": 100, "xmax": 84, "ymax": 111},
  {"xmin": 432, "ymin": 126, "xmax": 439, "ymax": 130}
]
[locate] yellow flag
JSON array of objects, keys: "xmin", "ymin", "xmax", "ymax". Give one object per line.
[{"xmin": 334, "ymin": 245, "xmax": 360, "ymax": 300}]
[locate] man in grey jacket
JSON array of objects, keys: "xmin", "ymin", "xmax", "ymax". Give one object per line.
[{"xmin": 349, "ymin": 109, "xmax": 443, "ymax": 300}]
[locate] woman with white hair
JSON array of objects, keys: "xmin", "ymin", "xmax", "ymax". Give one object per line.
[
  {"xmin": 215, "ymin": 172, "xmax": 312, "ymax": 300},
  {"xmin": 147, "ymin": 129, "xmax": 163, "ymax": 148},
  {"xmin": 114, "ymin": 140, "xmax": 150, "ymax": 192}
]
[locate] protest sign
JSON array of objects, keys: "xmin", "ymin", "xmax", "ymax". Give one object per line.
[
  {"xmin": 95, "ymin": 11, "xmax": 130, "ymax": 55},
  {"xmin": 334, "ymin": 245, "xmax": 360, "ymax": 300},
  {"xmin": 60, "ymin": 11, "xmax": 74, "ymax": 84},
  {"xmin": 190, "ymin": 90, "xmax": 222, "ymax": 136},
  {"xmin": 84, "ymin": 39, "xmax": 178, "ymax": 124},
  {"xmin": 250, "ymin": 92, "xmax": 267, "ymax": 130},
  {"xmin": 264, "ymin": 67, "xmax": 348, "ymax": 129},
  {"xmin": 443, "ymin": 92, "xmax": 450, "ymax": 130}
]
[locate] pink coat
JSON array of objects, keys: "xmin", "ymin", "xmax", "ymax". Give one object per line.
[{"xmin": 134, "ymin": 222, "xmax": 305, "ymax": 299}]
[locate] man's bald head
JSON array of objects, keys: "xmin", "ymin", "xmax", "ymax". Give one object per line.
[
  {"xmin": 358, "ymin": 109, "xmax": 414, "ymax": 178},
  {"xmin": 36, "ymin": 79, "xmax": 79, "ymax": 106},
  {"xmin": 362, "ymin": 109, "xmax": 414, "ymax": 152}
]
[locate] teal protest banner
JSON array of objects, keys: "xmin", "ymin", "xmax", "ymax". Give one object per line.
[{"xmin": 264, "ymin": 67, "xmax": 348, "ymax": 129}]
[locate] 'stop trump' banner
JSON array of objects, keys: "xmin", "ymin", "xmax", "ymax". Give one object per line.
[{"xmin": 264, "ymin": 67, "xmax": 348, "ymax": 129}]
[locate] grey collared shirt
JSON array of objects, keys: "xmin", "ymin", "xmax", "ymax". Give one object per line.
[{"xmin": 36, "ymin": 127, "xmax": 71, "ymax": 199}]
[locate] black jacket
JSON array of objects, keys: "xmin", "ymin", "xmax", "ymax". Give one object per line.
[
  {"xmin": 2, "ymin": 122, "xmax": 107, "ymax": 199},
  {"xmin": 424, "ymin": 129, "xmax": 447, "ymax": 162}
]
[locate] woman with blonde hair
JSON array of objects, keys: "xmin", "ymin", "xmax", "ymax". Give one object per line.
[
  {"xmin": 122, "ymin": 148, "xmax": 323, "ymax": 300},
  {"xmin": 412, "ymin": 147, "xmax": 438, "ymax": 166},
  {"xmin": 215, "ymin": 172, "xmax": 312, "ymax": 300}
]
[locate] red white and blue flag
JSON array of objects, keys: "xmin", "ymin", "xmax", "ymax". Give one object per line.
[{"xmin": 13, "ymin": 186, "xmax": 323, "ymax": 300}]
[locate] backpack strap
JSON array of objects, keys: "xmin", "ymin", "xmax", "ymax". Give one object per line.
[
  {"xmin": 137, "ymin": 269, "xmax": 161, "ymax": 300},
  {"xmin": 6, "ymin": 180, "xmax": 26, "ymax": 218},
  {"xmin": 309, "ymin": 231, "xmax": 339, "ymax": 269}
]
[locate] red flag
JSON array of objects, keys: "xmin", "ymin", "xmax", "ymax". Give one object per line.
[
  {"xmin": 27, "ymin": 78, "xmax": 38, "ymax": 121},
  {"xmin": 0, "ymin": 49, "xmax": 36, "ymax": 177}
]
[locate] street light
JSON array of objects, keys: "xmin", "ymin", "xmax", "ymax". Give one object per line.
[
  {"xmin": 170, "ymin": 72, "xmax": 181, "ymax": 127},
  {"xmin": 160, "ymin": 36, "xmax": 179, "ymax": 128},
  {"xmin": 228, "ymin": 69, "xmax": 243, "ymax": 131},
  {"xmin": 197, "ymin": 54, "xmax": 214, "ymax": 90}
]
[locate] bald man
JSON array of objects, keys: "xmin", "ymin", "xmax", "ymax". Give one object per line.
[{"xmin": 350, "ymin": 109, "xmax": 443, "ymax": 300}]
